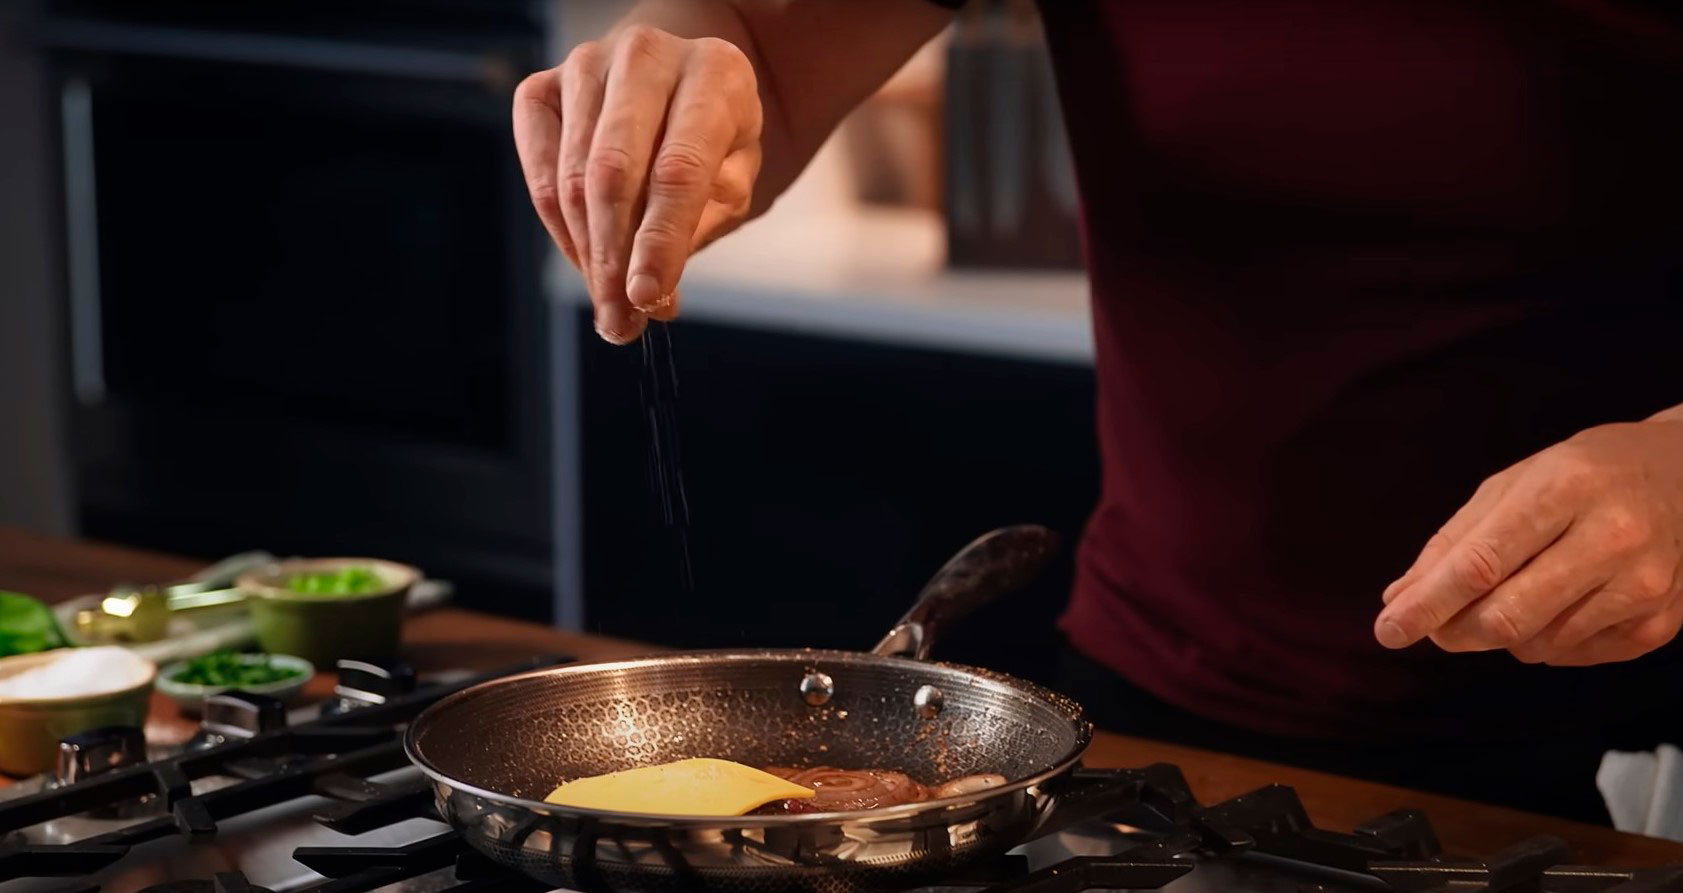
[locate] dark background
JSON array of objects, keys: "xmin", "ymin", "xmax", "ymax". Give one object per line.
[{"xmin": 579, "ymin": 316, "xmax": 1096, "ymax": 681}]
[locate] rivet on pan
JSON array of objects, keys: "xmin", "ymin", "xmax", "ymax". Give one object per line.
[
  {"xmin": 799, "ymin": 671, "xmax": 834, "ymax": 706},
  {"xmin": 913, "ymin": 684, "xmax": 944, "ymax": 719}
]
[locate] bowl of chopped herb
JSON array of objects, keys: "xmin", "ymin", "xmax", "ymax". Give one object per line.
[
  {"xmin": 156, "ymin": 650, "xmax": 314, "ymax": 714},
  {"xmin": 238, "ymin": 558, "xmax": 419, "ymax": 666}
]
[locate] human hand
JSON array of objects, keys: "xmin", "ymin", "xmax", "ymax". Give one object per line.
[
  {"xmin": 513, "ymin": 26, "xmax": 763, "ymax": 344},
  {"xmin": 1375, "ymin": 414, "xmax": 1683, "ymax": 666}
]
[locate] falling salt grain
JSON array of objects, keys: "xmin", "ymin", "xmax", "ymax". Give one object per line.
[{"xmin": 0, "ymin": 647, "xmax": 153, "ymax": 699}]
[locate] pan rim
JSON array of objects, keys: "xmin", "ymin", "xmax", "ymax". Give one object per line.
[{"xmin": 403, "ymin": 648, "xmax": 1093, "ymax": 828}]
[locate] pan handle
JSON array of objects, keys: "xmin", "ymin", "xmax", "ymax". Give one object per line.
[{"xmin": 871, "ymin": 525, "xmax": 1060, "ymax": 660}]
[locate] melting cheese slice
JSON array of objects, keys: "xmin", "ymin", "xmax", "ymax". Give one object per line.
[{"xmin": 542, "ymin": 758, "xmax": 816, "ymax": 816}]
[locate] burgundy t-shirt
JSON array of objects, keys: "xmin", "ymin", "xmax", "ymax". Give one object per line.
[{"xmin": 1033, "ymin": 1, "xmax": 1683, "ymax": 739}]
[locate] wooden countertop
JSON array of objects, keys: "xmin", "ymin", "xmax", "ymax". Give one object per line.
[{"xmin": 4, "ymin": 525, "xmax": 1681, "ymax": 867}]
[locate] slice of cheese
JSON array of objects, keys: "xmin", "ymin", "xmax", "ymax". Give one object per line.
[{"xmin": 542, "ymin": 758, "xmax": 816, "ymax": 816}]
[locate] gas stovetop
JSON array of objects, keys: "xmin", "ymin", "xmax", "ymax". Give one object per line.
[{"xmin": 1, "ymin": 655, "xmax": 1679, "ymax": 893}]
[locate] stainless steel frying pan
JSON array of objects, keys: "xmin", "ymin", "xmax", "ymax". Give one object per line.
[{"xmin": 406, "ymin": 526, "xmax": 1133, "ymax": 893}]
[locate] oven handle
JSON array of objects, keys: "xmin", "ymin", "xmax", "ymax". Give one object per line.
[
  {"xmin": 36, "ymin": 20, "xmax": 518, "ymax": 88},
  {"xmin": 61, "ymin": 77, "xmax": 105, "ymax": 407}
]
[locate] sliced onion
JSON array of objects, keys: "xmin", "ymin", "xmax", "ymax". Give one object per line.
[{"xmin": 933, "ymin": 773, "xmax": 1008, "ymax": 799}]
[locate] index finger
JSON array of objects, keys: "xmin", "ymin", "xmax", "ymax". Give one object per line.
[
  {"xmin": 512, "ymin": 68, "xmax": 579, "ymax": 267},
  {"xmin": 1375, "ymin": 478, "xmax": 1572, "ymax": 649}
]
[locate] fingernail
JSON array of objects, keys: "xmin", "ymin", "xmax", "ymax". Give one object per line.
[
  {"xmin": 594, "ymin": 306, "xmax": 647, "ymax": 345},
  {"xmin": 1375, "ymin": 615, "xmax": 1409, "ymax": 649},
  {"xmin": 627, "ymin": 273, "xmax": 663, "ymax": 309}
]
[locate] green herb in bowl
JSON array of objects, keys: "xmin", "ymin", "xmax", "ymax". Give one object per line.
[
  {"xmin": 237, "ymin": 558, "xmax": 418, "ymax": 665},
  {"xmin": 284, "ymin": 566, "xmax": 386, "ymax": 596},
  {"xmin": 157, "ymin": 651, "xmax": 313, "ymax": 715},
  {"xmin": 170, "ymin": 651, "xmax": 305, "ymax": 687}
]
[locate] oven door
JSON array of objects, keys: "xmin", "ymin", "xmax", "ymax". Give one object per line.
[{"xmin": 43, "ymin": 14, "xmax": 557, "ymax": 616}]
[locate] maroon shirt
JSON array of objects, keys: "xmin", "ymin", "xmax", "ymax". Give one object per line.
[{"xmin": 1037, "ymin": 1, "xmax": 1683, "ymax": 739}]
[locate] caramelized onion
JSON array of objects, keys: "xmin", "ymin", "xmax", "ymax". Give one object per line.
[
  {"xmin": 792, "ymin": 768, "xmax": 928, "ymax": 811},
  {"xmin": 753, "ymin": 767, "xmax": 1007, "ymax": 814}
]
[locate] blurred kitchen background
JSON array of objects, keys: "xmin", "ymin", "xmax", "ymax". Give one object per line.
[{"xmin": 0, "ymin": 0, "xmax": 1095, "ymax": 683}]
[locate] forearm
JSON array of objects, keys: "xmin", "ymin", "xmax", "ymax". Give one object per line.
[
  {"xmin": 1650, "ymin": 403, "xmax": 1683, "ymax": 423},
  {"xmin": 613, "ymin": 0, "xmax": 952, "ymax": 218}
]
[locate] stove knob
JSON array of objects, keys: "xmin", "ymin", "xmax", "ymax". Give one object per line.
[
  {"xmin": 188, "ymin": 691, "xmax": 288, "ymax": 750},
  {"xmin": 321, "ymin": 658, "xmax": 416, "ymax": 715},
  {"xmin": 54, "ymin": 725, "xmax": 147, "ymax": 785}
]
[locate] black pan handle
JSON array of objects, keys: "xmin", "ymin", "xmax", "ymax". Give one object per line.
[{"xmin": 871, "ymin": 525, "xmax": 1060, "ymax": 660}]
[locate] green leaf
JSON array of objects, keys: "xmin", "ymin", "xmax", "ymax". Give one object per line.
[{"xmin": 0, "ymin": 590, "xmax": 68, "ymax": 658}]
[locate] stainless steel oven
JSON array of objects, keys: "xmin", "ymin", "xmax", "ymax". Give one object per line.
[{"xmin": 37, "ymin": 1, "xmax": 558, "ymax": 618}]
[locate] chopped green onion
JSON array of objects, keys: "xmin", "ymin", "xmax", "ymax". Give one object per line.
[
  {"xmin": 171, "ymin": 651, "xmax": 303, "ymax": 687},
  {"xmin": 284, "ymin": 567, "xmax": 385, "ymax": 596}
]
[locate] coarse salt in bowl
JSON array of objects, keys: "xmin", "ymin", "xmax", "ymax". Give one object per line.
[
  {"xmin": 0, "ymin": 646, "xmax": 157, "ymax": 777},
  {"xmin": 0, "ymin": 646, "xmax": 154, "ymax": 699}
]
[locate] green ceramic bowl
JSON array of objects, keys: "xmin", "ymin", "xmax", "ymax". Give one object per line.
[
  {"xmin": 0, "ymin": 650, "xmax": 156, "ymax": 776},
  {"xmin": 237, "ymin": 558, "xmax": 419, "ymax": 667},
  {"xmin": 156, "ymin": 653, "xmax": 315, "ymax": 715}
]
